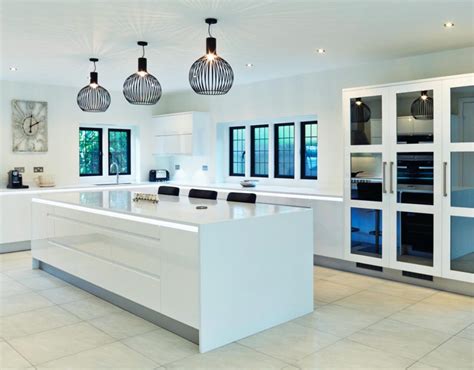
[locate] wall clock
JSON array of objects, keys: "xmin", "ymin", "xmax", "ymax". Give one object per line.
[{"xmin": 11, "ymin": 100, "xmax": 48, "ymax": 152}]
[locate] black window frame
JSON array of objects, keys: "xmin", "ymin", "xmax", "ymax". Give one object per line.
[
  {"xmin": 250, "ymin": 124, "xmax": 269, "ymax": 178},
  {"xmin": 229, "ymin": 126, "xmax": 246, "ymax": 176},
  {"xmin": 108, "ymin": 128, "xmax": 132, "ymax": 176},
  {"xmin": 79, "ymin": 127, "xmax": 103, "ymax": 177},
  {"xmin": 274, "ymin": 122, "xmax": 295, "ymax": 179},
  {"xmin": 300, "ymin": 120, "xmax": 318, "ymax": 180}
]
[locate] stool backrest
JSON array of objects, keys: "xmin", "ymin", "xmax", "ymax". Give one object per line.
[
  {"xmin": 188, "ymin": 188, "xmax": 218, "ymax": 200},
  {"xmin": 158, "ymin": 186, "xmax": 180, "ymax": 196},
  {"xmin": 226, "ymin": 192, "xmax": 257, "ymax": 204}
]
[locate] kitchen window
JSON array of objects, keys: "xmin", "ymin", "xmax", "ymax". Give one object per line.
[
  {"xmin": 274, "ymin": 123, "xmax": 295, "ymax": 178},
  {"xmin": 229, "ymin": 126, "xmax": 246, "ymax": 176},
  {"xmin": 300, "ymin": 121, "xmax": 318, "ymax": 179},
  {"xmin": 79, "ymin": 128, "xmax": 103, "ymax": 176},
  {"xmin": 108, "ymin": 129, "xmax": 131, "ymax": 175},
  {"xmin": 251, "ymin": 125, "xmax": 269, "ymax": 177}
]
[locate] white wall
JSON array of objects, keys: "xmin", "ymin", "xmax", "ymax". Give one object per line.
[
  {"xmin": 0, "ymin": 80, "xmax": 154, "ymax": 186},
  {"xmin": 153, "ymin": 47, "xmax": 474, "ymax": 195}
]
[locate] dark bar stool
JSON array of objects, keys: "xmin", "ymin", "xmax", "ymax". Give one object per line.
[
  {"xmin": 188, "ymin": 188, "xmax": 218, "ymax": 200},
  {"xmin": 227, "ymin": 192, "xmax": 257, "ymax": 204},
  {"xmin": 158, "ymin": 186, "xmax": 180, "ymax": 196}
]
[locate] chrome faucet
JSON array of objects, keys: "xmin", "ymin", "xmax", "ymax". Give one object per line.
[{"xmin": 110, "ymin": 162, "xmax": 119, "ymax": 184}]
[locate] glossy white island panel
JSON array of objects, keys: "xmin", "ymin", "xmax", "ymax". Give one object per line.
[{"xmin": 31, "ymin": 190, "xmax": 313, "ymax": 352}]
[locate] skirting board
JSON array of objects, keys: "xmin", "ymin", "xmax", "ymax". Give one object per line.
[
  {"xmin": 314, "ymin": 254, "xmax": 474, "ymax": 297},
  {"xmin": 37, "ymin": 260, "xmax": 199, "ymax": 345},
  {"xmin": 0, "ymin": 241, "xmax": 30, "ymax": 254}
]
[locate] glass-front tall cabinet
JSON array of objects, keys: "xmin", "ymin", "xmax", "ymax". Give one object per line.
[{"xmin": 344, "ymin": 73, "xmax": 474, "ymax": 282}]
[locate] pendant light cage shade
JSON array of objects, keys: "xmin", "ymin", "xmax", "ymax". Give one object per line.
[
  {"xmin": 411, "ymin": 91, "xmax": 434, "ymax": 120},
  {"xmin": 123, "ymin": 41, "xmax": 162, "ymax": 105},
  {"xmin": 123, "ymin": 72, "xmax": 162, "ymax": 105},
  {"xmin": 77, "ymin": 58, "xmax": 111, "ymax": 112},
  {"xmin": 350, "ymin": 98, "xmax": 371, "ymax": 123},
  {"xmin": 189, "ymin": 18, "xmax": 234, "ymax": 95},
  {"xmin": 189, "ymin": 55, "xmax": 234, "ymax": 95}
]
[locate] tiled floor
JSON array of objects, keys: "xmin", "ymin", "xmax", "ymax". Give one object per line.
[{"xmin": 1, "ymin": 251, "xmax": 473, "ymax": 370}]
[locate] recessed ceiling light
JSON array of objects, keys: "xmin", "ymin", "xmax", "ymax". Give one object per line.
[
  {"xmin": 444, "ymin": 22, "xmax": 455, "ymax": 28},
  {"xmin": 9, "ymin": 66, "xmax": 18, "ymax": 71},
  {"xmin": 316, "ymin": 48, "xmax": 326, "ymax": 54},
  {"xmin": 245, "ymin": 63, "xmax": 254, "ymax": 68}
]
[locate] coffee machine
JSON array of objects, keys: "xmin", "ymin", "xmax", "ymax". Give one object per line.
[{"xmin": 7, "ymin": 170, "xmax": 29, "ymax": 189}]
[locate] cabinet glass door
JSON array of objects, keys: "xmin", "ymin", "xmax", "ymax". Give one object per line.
[
  {"xmin": 390, "ymin": 83, "xmax": 440, "ymax": 274},
  {"xmin": 351, "ymin": 96, "xmax": 382, "ymax": 145},
  {"xmin": 444, "ymin": 80, "xmax": 474, "ymax": 281}
]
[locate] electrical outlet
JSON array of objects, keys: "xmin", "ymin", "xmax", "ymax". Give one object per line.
[
  {"xmin": 34, "ymin": 167, "xmax": 44, "ymax": 173},
  {"xmin": 202, "ymin": 165, "xmax": 209, "ymax": 171},
  {"xmin": 14, "ymin": 167, "xmax": 25, "ymax": 173},
  {"xmin": 175, "ymin": 164, "xmax": 181, "ymax": 170}
]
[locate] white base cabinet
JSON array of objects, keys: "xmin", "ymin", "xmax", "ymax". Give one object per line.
[{"xmin": 343, "ymin": 73, "xmax": 474, "ymax": 284}]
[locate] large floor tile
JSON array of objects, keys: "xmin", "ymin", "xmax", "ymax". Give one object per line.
[
  {"xmin": 121, "ymin": 328, "xmax": 198, "ymax": 365},
  {"xmin": 39, "ymin": 285, "xmax": 92, "ymax": 304},
  {"xmin": 238, "ymin": 321, "xmax": 339, "ymax": 363},
  {"xmin": 370, "ymin": 280, "xmax": 437, "ymax": 301},
  {"xmin": 89, "ymin": 311, "xmax": 158, "ymax": 339},
  {"xmin": 0, "ymin": 258, "xmax": 31, "ymax": 272},
  {"xmin": 335, "ymin": 290, "xmax": 415, "ymax": 316},
  {"xmin": 0, "ymin": 279, "xmax": 31, "ymax": 298},
  {"xmin": 17, "ymin": 274, "xmax": 67, "ymax": 291},
  {"xmin": 420, "ymin": 292, "xmax": 474, "ymax": 313},
  {"xmin": 420, "ymin": 336, "xmax": 474, "ymax": 370},
  {"xmin": 313, "ymin": 266, "xmax": 341, "ymax": 279},
  {"xmin": 165, "ymin": 343, "xmax": 287, "ymax": 370},
  {"xmin": 294, "ymin": 304, "xmax": 384, "ymax": 337},
  {"xmin": 60, "ymin": 296, "xmax": 123, "ymax": 320},
  {"xmin": 37, "ymin": 342, "xmax": 158, "ymax": 369},
  {"xmin": 9, "ymin": 322, "xmax": 115, "ymax": 365},
  {"xmin": 297, "ymin": 339, "xmax": 413, "ymax": 369},
  {"xmin": 324, "ymin": 271, "xmax": 382, "ymax": 289},
  {"xmin": 0, "ymin": 305, "xmax": 81, "ymax": 340},
  {"xmin": 348, "ymin": 319, "xmax": 452, "ymax": 360},
  {"xmin": 0, "ymin": 251, "xmax": 31, "ymax": 262},
  {"xmin": 313, "ymin": 280, "xmax": 361, "ymax": 303},
  {"xmin": 457, "ymin": 323, "xmax": 474, "ymax": 341},
  {"xmin": 4, "ymin": 267, "xmax": 50, "ymax": 281},
  {"xmin": 0, "ymin": 291, "xmax": 53, "ymax": 317},
  {"xmin": 390, "ymin": 301, "xmax": 474, "ymax": 335},
  {"xmin": 0, "ymin": 341, "xmax": 32, "ymax": 369},
  {"xmin": 407, "ymin": 362, "xmax": 439, "ymax": 369}
]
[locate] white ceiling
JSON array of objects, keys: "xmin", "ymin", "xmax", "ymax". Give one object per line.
[{"xmin": 1, "ymin": 0, "xmax": 473, "ymax": 93}]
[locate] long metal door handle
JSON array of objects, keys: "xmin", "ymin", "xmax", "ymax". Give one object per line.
[
  {"xmin": 389, "ymin": 161, "xmax": 394, "ymax": 194},
  {"xmin": 443, "ymin": 162, "xmax": 448, "ymax": 197},
  {"xmin": 382, "ymin": 162, "xmax": 387, "ymax": 193}
]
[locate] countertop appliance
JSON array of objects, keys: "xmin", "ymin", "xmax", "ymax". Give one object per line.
[
  {"xmin": 149, "ymin": 169, "xmax": 169, "ymax": 182},
  {"xmin": 7, "ymin": 170, "xmax": 29, "ymax": 189}
]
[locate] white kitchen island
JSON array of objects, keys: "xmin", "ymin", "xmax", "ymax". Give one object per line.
[{"xmin": 31, "ymin": 190, "xmax": 313, "ymax": 352}]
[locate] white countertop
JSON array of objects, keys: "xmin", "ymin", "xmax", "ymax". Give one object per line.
[{"xmin": 33, "ymin": 190, "xmax": 309, "ymax": 226}]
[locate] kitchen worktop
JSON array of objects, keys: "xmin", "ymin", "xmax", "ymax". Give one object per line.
[
  {"xmin": 0, "ymin": 182, "xmax": 157, "ymax": 195},
  {"xmin": 33, "ymin": 190, "xmax": 307, "ymax": 226}
]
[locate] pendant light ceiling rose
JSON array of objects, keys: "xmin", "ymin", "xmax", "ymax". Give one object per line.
[{"xmin": 77, "ymin": 57, "xmax": 111, "ymax": 113}]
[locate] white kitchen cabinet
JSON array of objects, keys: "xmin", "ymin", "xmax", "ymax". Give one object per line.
[
  {"xmin": 152, "ymin": 112, "xmax": 210, "ymax": 156},
  {"xmin": 343, "ymin": 73, "xmax": 474, "ymax": 283},
  {"xmin": 0, "ymin": 194, "xmax": 34, "ymax": 245}
]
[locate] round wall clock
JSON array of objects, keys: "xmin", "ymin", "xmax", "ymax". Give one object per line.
[{"xmin": 11, "ymin": 100, "xmax": 48, "ymax": 152}]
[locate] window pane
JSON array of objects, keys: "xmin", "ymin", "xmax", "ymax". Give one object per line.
[
  {"xmin": 275, "ymin": 123, "xmax": 294, "ymax": 178},
  {"xmin": 79, "ymin": 128, "xmax": 102, "ymax": 176},
  {"xmin": 251, "ymin": 125, "xmax": 269, "ymax": 177},
  {"xmin": 109, "ymin": 129, "xmax": 131, "ymax": 175},
  {"xmin": 301, "ymin": 121, "xmax": 318, "ymax": 179},
  {"xmin": 230, "ymin": 127, "xmax": 245, "ymax": 176}
]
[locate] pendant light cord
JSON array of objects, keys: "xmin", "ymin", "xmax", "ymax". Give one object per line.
[
  {"xmin": 208, "ymin": 23, "xmax": 213, "ymax": 37},
  {"xmin": 92, "ymin": 60, "xmax": 96, "ymax": 72},
  {"xmin": 141, "ymin": 44, "xmax": 146, "ymax": 58}
]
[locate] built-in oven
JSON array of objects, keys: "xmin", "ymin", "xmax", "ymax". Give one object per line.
[{"xmin": 397, "ymin": 152, "xmax": 433, "ymax": 205}]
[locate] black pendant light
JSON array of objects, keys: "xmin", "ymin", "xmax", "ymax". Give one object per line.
[
  {"xmin": 351, "ymin": 97, "xmax": 371, "ymax": 123},
  {"xmin": 411, "ymin": 90, "xmax": 433, "ymax": 120},
  {"xmin": 189, "ymin": 18, "xmax": 234, "ymax": 95},
  {"xmin": 77, "ymin": 58, "xmax": 111, "ymax": 112},
  {"xmin": 123, "ymin": 41, "xmax": 162, "ymax": 105}
]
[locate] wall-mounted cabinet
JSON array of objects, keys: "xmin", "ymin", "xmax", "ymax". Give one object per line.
[
  {"xmin": 343, "ymin": 73, "xmax": 474, "ymax": 283},
  {"xmin": 151, "ymin": 112, "xmax": 210, "ymax": 156}
]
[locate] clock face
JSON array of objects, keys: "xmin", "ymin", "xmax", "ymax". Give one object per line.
[{"xmin": 12, "ymin": 100, "xmax": 48, "ymax": 152}]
